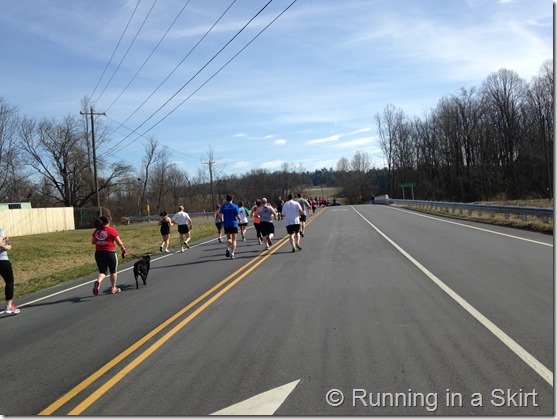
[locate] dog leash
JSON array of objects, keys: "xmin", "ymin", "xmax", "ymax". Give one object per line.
[{"xmin": 122, "ymin": 250, "xmax": 141, "ymax": 259}]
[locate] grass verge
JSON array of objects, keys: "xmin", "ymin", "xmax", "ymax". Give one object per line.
[
  {"xmin": 1, "ymin": 218, "xmax": 218, "ymax": 301},
  {"xmin": 396, "ymin": 199, "xmax": 553, "ymax": 234}
]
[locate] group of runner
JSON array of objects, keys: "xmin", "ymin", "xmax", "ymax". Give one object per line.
[
  {"xmin": 0, "ymin": 193, "xmax": 315, "ymax": 313},
  {"xmin": 274, "ymin": 195, "xmax": 327, "ymax": 220},
  {"xmin": 215, "ymin": 193, "xmax": 312, "ymax": 259}
]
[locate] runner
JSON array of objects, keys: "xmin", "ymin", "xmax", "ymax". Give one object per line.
[
  {"xmin": 282, "ymin": 194, "xmax": 303, "ymax": 252},
  {"xmin": 250, "ymin": 199, "xmax": 262, "ymax": 244},
  {"xmin": 275, "ymin": 196, "xmax": 284, "ymax": 221},
  {"xmin": 0, "ymin": 227, "xmax": 19, "ymax": 314},
  {"xmin": 91, "ymin": 216, "xmax": 126, "ymax": 295},
  {"xmin": 158, "ymin": 211, "xmax": 173, "ymax": 253},
  {"xmin": 237, "ymin": 201, "xmax": 250, "ymax": 241},
  {"xmin": 172, "ymin": 205, "xmax": 193, "ymax": 252},
  {"xmin": 296, "ymin": 193, "xmax": 311, "ymax": 237},
  {"xmin": 213, "ymin": 205, "xmax": 223, "ymax": 243},
  {"xmin": 219, "ymin": 194, "xmax": 241, "ymax": 259},
  {"xmin": 256, "ymin": 197, "xmax": 278, "ymax": 250}
]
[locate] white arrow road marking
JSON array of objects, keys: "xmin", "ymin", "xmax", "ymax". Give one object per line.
[{"xmin": 211, "ymin": 379, "xmax": 300, "ymax": 415}]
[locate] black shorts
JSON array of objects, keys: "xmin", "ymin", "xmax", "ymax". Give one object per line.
[
  {"xmin": 224, "ymin": 227, "xmax": 238, "ymax": 235},
  {"xmin": 300, "ymin": 214, "xmax": 307, "ymax": 222},
  {"xmin": 95, "ymin": 251, "xmax": 118, "ymax": 275},
  {"xmin": 286, "ymin": 224, "xmax": 301, "ymax": 235},
  {"xmin": 238, "ymin": 222, "xmax": 248, "ymax": 228},
  {"xmin": 178, "ymin": 224, "xmax": 190, "ymax": 234},
  {"xmin": 259, "ymin": 221, "xmax": 275, "ymax": 236}
]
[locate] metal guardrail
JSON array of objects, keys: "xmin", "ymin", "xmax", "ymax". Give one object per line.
[
  {"xmin": 122, "ymin": 212, "xmax": 214, "ymax": 224},
  {"xmin": 389, "ymin": 199, "xmax": 553, "ymax": 223}
]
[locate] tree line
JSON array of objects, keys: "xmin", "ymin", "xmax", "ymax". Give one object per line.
[
  {"xmin": 0, "ymin": 60, "xmax": 551, "ymax": 226},
  {"xmin": 374, "ymin": 61, "xmax": 553, "ymax": 202}
]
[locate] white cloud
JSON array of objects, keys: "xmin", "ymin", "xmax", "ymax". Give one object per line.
[
  {"xmin": 274, "ymin": 139, "xmax": 287, "ymax": 145},
  {"xmin": 232, "ymin": 161, "xmax": 251, "ymax": 170},
  {"xmin": 261, "ymin": 160, "xmax": 286, "ymax": 170}
]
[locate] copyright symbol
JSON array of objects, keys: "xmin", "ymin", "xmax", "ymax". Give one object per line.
[{"xmin": 326, "ymin": 389, "xmax": 344, "ymax": 406}]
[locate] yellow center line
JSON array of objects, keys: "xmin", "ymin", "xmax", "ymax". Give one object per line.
[{"xmin": 40, "ymin": 209, "xmax": 325, "ymax": 415}]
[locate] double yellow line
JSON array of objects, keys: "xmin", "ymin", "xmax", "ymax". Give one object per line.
[{"xmin": 39, "ymin": 209, "xmax": 324, "ymax": 415}]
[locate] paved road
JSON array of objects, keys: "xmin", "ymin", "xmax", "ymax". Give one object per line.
[{"xmin": 0, "ymin": 205, "xmax": 553, "ymax": 415}]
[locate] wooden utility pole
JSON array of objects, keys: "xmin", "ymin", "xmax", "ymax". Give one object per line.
[{"xmin": 80, "ymin": 107, "xmax": 106, "ymax": 217}]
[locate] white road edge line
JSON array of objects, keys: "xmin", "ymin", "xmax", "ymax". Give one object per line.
[
  {"xmin": 211, "ymin": 379, "xmax": 300, "ymax": 415},
  {"xmin": 16, "ymin": 237, "xmax": 220, "ymax": 309},
  {"xmin": 352, "ymin": 206, "xmax": 553, "ymax": 387},
  {"xmin": 388, "ymin": 205, "xmax": 553, "ymax": 247}
]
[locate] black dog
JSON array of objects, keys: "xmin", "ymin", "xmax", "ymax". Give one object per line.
[{"xmin": 133, "ymin": 255, "xmax": 151, "ymax": 289}]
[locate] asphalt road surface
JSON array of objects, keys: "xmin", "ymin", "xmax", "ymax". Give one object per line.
[{"xmin": 0, "ymin": 204, "xmax": 553, "ymax": 415}]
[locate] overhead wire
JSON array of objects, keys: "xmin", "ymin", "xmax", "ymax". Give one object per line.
[
  {"xmin": 102, "ymin": 0, "xmax": 238, "ymax": 150},
  {"xmin": 103, "ymin": 0, "xmax": 192, "ymax": 113},
  {"xmin": 136, "ymin": 0, "xmax": 298, "ymax": 138},
  {"xmin": 104, "ymin": 114, "xmax": 200, "ymax": 162},
  {"xmin": 101, "ymin": 0, "xmax": 298, "ymax": 162},
  {"xmin": 89, "ymin": 0, "xmax": 142, "ymax": 101},
  {"xmin": 93, "ymin": 0, "xmax": 159, "ymax": 105}
]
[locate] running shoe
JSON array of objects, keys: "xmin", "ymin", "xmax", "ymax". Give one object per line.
[
  {"xmin": 231, "ymin": 253, "xmax": 235, "ymax": 259},
  {"xmin": 225, "ymin": 248, "xmax": 231, "ymax": 258},
  {"xmin": 267, "ymin": 236, "xmax": 273, "ymax": 247},
  {"xmin": 265, "ymin": 244, "xmax": 269, "ymax": 250},
  {"xmin": 218, "ymin": 237, "xmax": 222, "ymax": 243},
  {"xmin": 296, "ymin": 245, "xmax": 302, "ymax": 251},
  {"xmin": 4, "ymin": 305, "xmax": 20, "ymax": 315},
  {"xmin": 111, "ymin": 287, "xmax": 121, "ymax": 294},
  {"xmin": 93, "ymin": 280, "xmax": 100, "ymax": 296},
  {"xmin": 164, "ymin": 249, "xmax": 170, "ymax": 253},
  {"xmin": 160, "ymin": 246, "xmax": 163, "ymax": 252},
  {"xmin": 180, "ymin": 247, "xmax": 185, "ymax": 253},
  {"xmin": 291, "ymin": 248, "xmax": 296, "ymax": 253},
  {"xmin": 184, "ymin": 241, "xmax": 190, "ymax": 249},
  {"xmin": 300, "ymin": 232, "xmax": 304, "ymax": 237}
]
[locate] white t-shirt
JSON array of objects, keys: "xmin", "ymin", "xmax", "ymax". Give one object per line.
[
  {"xmin": 238, "ymin": 207, "xmax": 249, "ymax": 224},
  {"xmin": 282, "ymin": 200, "xmax": 302, "ymax": 226},
  {"xmin": 172, "ymin": 211, "xmax": 191, "ymax": 225}
]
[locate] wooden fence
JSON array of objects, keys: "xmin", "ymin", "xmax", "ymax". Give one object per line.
[{"xmin": 0, "ymin": 207, "xmax": 75, "ymax": 237}]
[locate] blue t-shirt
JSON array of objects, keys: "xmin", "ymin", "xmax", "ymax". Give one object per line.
[{"xmin": 219, "ymin": 202, "xmax": 240, "ymax": 228}]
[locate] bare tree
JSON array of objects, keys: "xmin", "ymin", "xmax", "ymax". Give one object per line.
[{"xmin": 0, "ymin": 98, "xmax": 26, "ymax": 201}]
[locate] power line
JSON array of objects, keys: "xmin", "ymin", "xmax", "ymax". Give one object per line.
[
  {"xmin": 89, "ymin": 0, "xmax": 142, "ymax": 100},
  {"xmin": 139, "ymin": 0, "xmax": 298, "ymax": 136},
  {"xmin": 101, "ymin": 0, "xmax": 273, "ymax": 159},
  {"xmin": 103, "ymin": 0, "xmax": 192, "ymax": 113},
  {"xmin": 101, "ymin": 0, "xmax": 238, "ymax": 155},
  {"xmin": 101, "ymin": 114, "xmax": 199, "ymax": 162},
  {"xmin": 93, "ymin": 0, "xmax": 158, "ymax": 105}
]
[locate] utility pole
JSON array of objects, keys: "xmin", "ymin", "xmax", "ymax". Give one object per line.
[
  {"xmin": 80, "ymin": 107, "xmax": 106, "ymax": 217},
  {"xmin": 203, "ymin": 159, "xmax": 216, "ymax": 210}
]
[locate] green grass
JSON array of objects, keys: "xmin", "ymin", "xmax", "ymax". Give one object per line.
[{"xmin": 2, "ymin": 218, "xmax": 218, "ymax": 301}]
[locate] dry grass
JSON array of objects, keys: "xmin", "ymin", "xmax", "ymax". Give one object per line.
[
  {"xmin": 1, "ymin": 218, "xmax": 218, "ymax": 300},
  {"xmin": 399, "ymin": 200, "xmax": 553, "ymax": 234}
]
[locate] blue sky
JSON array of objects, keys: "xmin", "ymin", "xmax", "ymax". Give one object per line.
[{"xmin": 0, "ymin": 0, "xmax": 552, "ymax": 177}]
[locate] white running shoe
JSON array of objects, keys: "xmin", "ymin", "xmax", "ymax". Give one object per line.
[{"xmin": 4, "ymin": 305, "xmax": 20, "ymax": 314}]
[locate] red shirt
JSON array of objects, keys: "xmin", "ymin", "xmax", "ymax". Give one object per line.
[{"xmin": 92, "ymin": 226, "xmax": 119, "ymax": 252}]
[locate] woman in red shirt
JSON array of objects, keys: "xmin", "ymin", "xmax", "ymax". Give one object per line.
[{"xmin": 91, "ymin": 216, "xmax": 126, "ymax": 295}]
